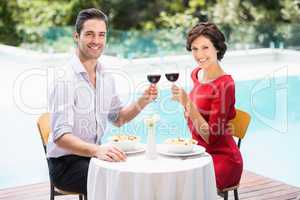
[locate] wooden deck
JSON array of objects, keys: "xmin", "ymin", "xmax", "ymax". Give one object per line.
[{"xmin": 0, "ymin": 170, "xmax": 299, "ymax": 200}]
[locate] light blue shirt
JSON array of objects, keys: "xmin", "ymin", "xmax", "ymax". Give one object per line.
[{"xmin": 47, "ymin": 54, "xmax": 123, "ymax": 158}]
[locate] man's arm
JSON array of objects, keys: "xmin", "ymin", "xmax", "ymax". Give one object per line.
[
  {"xmin": 55, "ymin": 133, "xmax": 126, "ymax": 161},
  {"xmin": 113, "ymin": 84, "xmax": 157, "ymax": 127}
]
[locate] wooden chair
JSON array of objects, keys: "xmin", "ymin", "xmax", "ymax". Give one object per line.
[
  {"xmin": 218, "ymin": 109, "xmax": 251, "ymax": 200},
  {"xmin": 37, "ymin": 113, "xmax": 87, "ymax": 200}
]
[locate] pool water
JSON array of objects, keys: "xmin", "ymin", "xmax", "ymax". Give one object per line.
[
  {"xmin": 104, "ymin": 75, "xmax": 300, "ymax": 187},
  {"xmin": 0, "ymin": 76, "xmax": 299, "ymax": 189}
]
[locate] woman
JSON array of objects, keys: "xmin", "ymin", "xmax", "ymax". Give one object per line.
[{"xmin": 171, "ymin": 22, "xmax": 243, "ymax": 190}]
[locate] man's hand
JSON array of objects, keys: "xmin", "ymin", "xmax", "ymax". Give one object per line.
[
  {"xmin": 142, "ymin": 84, "xmax": 158, "ymax": 103},
  {"xmin": 94, "ymin": 146, "xmax": 127, "ymax": 162},
  {"xmin": 112, "ymin": 84, "xmax": 158, "ymax": 127}
]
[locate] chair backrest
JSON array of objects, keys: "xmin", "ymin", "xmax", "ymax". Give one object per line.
[
  {"xmin": 37, "ymin": 113, "xmax": 85, "ymax": 198},
  {"xmin": 229, "ymin": 109, "xmax": 251, "ymax": 148},
  {"xmin": 37, "ymin": 113, "xmax": 50, "ymax": 153}
]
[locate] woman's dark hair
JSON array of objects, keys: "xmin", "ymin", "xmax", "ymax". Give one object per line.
[
  {"xmin": 75, "ymin": 8, "xmax": 108, "ymax": 35},
  {"xmin": 186, "ymin": 22, "xmax": 227, "ymax": 60}
]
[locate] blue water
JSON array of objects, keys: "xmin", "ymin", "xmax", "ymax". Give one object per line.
[
  {"xmin": 104, "ymin": 75, "xmax": 300, "ymax": 187},
  {"xmin": 0, "ymin": 76, "xmax": 299, "ymax": 189}
]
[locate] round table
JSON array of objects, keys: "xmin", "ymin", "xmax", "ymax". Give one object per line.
[{"xmin": 87, "ymin": 152, "xmax": 217, "ymax": 200}]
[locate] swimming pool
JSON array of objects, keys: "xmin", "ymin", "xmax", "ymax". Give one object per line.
[
  {"xmin": 1, "ymin": 76, "xmax": 299, "ymax": 189},
  {"xmin": 103, "ymin": 75, "xmax": 300, "ymax": 188},
  {"xmin": 0, "ymin": 49, "xmax": 299, "ymax": 189}
]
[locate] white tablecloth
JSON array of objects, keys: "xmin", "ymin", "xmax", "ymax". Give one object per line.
[{"xmin": 87, "ymin": 153, "xmax": 217, "ymax": 200}]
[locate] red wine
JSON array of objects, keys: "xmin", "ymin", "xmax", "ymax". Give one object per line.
[
  {"xmin": 165, "ymin": 73, "xmax": 179, "ymax": 82},
  {"xmin": 147, "ymin": 74, "xmax": 161, "ymax": 84}
]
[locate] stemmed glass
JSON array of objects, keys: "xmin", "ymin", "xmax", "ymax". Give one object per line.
[
  {"xmin": 147, "ymin": 74, "xmax": 161, "ymax": 85},
  {"xmin": 165, "ymin": 63, "xmax": 179, "ymax": 83},
  {"xmin": 165, "ymin": 63, "xmax": 180, "ymax": 89},
  {"xmin": 165, "ymin": 72, "xmax": 179, "ymax": 83},
  {"xmin": 165, "ymin": 68, "xmax": 181, "ymax": 138},
  {"xmin": 165, "ymin": 68, "xmax": 180, "ymax": 110},
  {"xmin": 147, "ymin": 68, "xmax": 161, "ymax": 102},
  {"xmin": 146, "ymin": 67, "xmax": 162, "ymax": 120}
]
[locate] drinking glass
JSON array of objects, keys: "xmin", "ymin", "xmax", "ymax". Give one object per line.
[{"xmin": 147, "ymin": 67, "xmax": 161, "ymax": 103}]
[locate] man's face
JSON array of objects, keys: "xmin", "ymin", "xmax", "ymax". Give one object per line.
[{"xmin": 74, "ymin": 19, "xmax": 107, "ymax": 60}]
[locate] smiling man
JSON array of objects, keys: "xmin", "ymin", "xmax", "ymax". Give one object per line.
[{"xmin": 47, "ymin": 8, "xmax": 157, "ymax": 195}]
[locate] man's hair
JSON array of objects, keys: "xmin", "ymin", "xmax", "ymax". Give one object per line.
[
  {"xmin": 186, "ymin": 22, "xmax": 227, "ymax": 60},
  {"xmin": 75, "ymin": 8, "xmax": 108, "ymax": 35}
]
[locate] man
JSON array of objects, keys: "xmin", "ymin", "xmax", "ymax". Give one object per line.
[{"xmin": 47, "ymin": 8, "xmax": 157, "ymax": 195}]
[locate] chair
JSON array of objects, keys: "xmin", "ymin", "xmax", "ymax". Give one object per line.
[
  {"xmin": 218, "ymin": 109, "xmax": 251, "ymax": 200},
  {"xmin": 37, "ymin": 113, "xmax": 87, "ymax": 200}
]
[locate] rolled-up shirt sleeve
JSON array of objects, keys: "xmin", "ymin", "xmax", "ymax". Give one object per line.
[
  {"xmin": 49, "ymin": 80, "xmax": 74, "ymax": 142},
  {"xmin": 108, "ymin": 94, "xmax": 123, "ymax": 122},
  {"xmin": 107, "ymin": 77, "xmax": 123, "ymax": 123}
]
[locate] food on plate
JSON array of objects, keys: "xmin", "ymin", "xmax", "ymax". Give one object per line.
[
  {"xmin": 111, "ymin": 134, "xmax": 140, "ymax": 142},
  {"xmin": 164, "ymin": 138, "xmax": 197, "ymax": 153},
  {"xmin": 109, "ymin": 134, "xmax": 141, "ymax": 151},
  {"xmin": 165, "ymin": 138, "xmax": 197, "ymax": 146}
]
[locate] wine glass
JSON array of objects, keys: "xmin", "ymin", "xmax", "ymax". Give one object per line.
[
  {"xmin": 147, "ymin": 64, "xmax": 161, "ymax": 101},
  {"xmin": 165, "ymin": 67, "xmax": 180, "ymax": 105},
  {"xmin": 147, "ymin": 74, "xmax": 161, "ymax": 103},
  {"xmin": 165, "ymin": 63, "xmax": 179, "ymax": 83},
  {"xmin": 147, "ymin": 74, "xmax": 161, "ymax": 84},
  {"xmin": 165, "ymin": 72, "xmax": 179, "ymax": 82},
  {"xmin": 165, "ymin": 65, "xmax": 179, "ymax": 91}
]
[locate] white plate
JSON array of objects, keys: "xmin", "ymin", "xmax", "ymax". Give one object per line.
[
  {"xmin": 158, "ymin": 144, "xmax": 206, "ymax": 157},
  {"xmin": 103, "ymin": 143, "xmax": 145, "ymax": 155},
  {"xmin": 124, "ymin": 144, "xmax": 145, "ymax": 155}
]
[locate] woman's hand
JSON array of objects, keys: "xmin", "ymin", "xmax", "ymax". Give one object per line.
[
  {"xmin": 171, "ymin": 85, "xmax": 189, "ymax": 106},
  {"xmin": 142, "ymin": 84, "xmax": 158, "ymax": 103},
  {"xmin": 94, "ymin": 145, "xmax": 127, "ymax": 162}
]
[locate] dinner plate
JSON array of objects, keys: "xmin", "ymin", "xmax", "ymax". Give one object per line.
[
  {"xmin": 103, "ymin": 143, "xmax": 145, "ymax": 155},
  {"xmin": 124, "ymin": 143, "xmax": 146, "ymax": 155},
  {"xmin": 157, "ymin": 144, "xmax": 206, "ymax": 157}
]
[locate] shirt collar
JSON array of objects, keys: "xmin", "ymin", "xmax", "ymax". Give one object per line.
[{"xmin": 71, "ymin": 54, "xmax": 103, "ymax": 75}]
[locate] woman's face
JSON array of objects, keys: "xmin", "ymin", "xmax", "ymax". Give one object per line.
[{"xmin": 191, "ymin": 35, "xmax": 218, "ymax": 69}]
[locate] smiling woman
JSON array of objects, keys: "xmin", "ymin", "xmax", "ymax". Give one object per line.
[{"xmin": 169, "ymin": 22, "xmax": 244, "ymax": 191}]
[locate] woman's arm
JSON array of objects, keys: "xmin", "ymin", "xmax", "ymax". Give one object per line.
[
  {"xmin": 184, "ymin": 100, "xmax": 210, "ymax": 143},
  {"xmin": 171, "ymin": 85, "xmax": 210, "ymax": 143},
  {"xmin": 171, "ymin": 80, "xmax": 236, "ymax": 145}
]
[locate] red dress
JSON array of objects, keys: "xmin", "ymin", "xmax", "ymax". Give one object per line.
[{"xmin": 188, "ymin": 67, "xmax": 243, "ymax": 190}]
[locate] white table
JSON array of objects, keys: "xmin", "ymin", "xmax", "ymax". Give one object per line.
[{"xmin": 87, "ymin": 152, "xmax": 217, "ymax": 200}]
